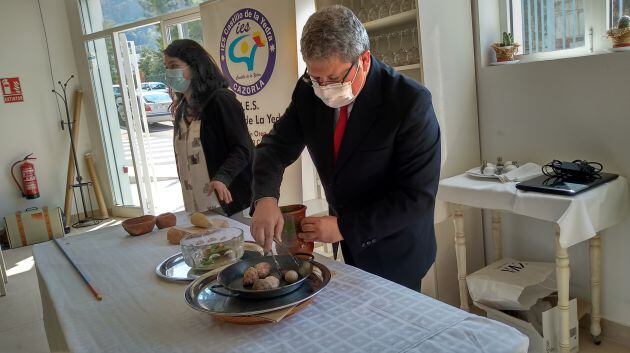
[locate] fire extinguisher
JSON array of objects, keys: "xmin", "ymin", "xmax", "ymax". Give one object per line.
[{"xmin": 11, "ymin": 153, "xmax": 40, "ymax": 199}]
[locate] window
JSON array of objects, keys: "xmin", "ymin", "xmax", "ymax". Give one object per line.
[
  {"xmin": 610, "ymin": 0, "xmax": 630, "ymax": 27},
  {"xmin": 78, "ymin": 0, "xmax": 205, "ymax": 34},
  {"xmin": 496, "ymin": 0, "xmax": 626, "ymax": 61},
  {"xmin": 509, "ymin": 0, "xmax": 586, "ymax": 55}
]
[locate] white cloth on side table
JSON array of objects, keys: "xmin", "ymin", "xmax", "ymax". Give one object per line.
[
  {"xmin": 466, "ymin": 163, "xmax": 542, "ymax": 183},
  {"xmin": 33, "ymin": 212, "xmax": 528, "ymax": 353},
  {"xmin": 438, "ymin": 174, "xmax": 629, "ymax": 248}
]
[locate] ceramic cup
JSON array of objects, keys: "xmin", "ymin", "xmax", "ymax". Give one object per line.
[{"xmin": 278, "ymin": 204, "xmax": 313, "ymax": 255}]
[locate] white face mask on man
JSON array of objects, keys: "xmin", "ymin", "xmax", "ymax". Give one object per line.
[{"xmin": 312, "ymin": 61, "xmax": 361, "ymax": 109}]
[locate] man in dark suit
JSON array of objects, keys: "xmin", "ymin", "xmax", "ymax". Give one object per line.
[{"xmin": 251, "ymin": 5, "xmax": 441, "ymax": 290}]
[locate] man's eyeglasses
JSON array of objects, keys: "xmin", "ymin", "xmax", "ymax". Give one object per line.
[{"xmin": 302, "ymin": 62, "xmax": 355, "ymax": 87}]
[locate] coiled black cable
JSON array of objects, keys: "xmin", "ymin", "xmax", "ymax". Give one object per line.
[{"xmin": 542, "ymin": 160, "xmax": 603, "ymax": 180}]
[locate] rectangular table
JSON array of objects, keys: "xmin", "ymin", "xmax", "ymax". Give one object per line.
[{"xmin": 34, "ymin": 213, "xmax": 528, "ymax": 353}]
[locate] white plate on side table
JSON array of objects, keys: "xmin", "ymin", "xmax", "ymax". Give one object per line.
[{"xmin": 465, "ymin": 167, "xmax": 504, "ymax": 180}]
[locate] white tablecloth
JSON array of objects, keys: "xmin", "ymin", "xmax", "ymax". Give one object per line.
[
  {"xmin": 33, "ymin": 213, "xmax": 528, "ymax": 353},
  {"xmin": 437, "ymin": 175, "xmax": 629, "ymax": 248}
]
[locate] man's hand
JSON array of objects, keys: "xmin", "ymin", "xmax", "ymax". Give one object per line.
[
  {"xmin": 299, "ymin": 216, "xmax": 343, "ymax": 243},
  {"xmin": 208, "ymin": 180, "xmax": 232, "ymax": 204},
  {"xmin": 251, "ymin": 198, "xmax": 283, "ymax": 252}
]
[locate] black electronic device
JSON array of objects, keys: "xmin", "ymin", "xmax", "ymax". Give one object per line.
[{"xmin": 516, "ymin": 173, "xmax": 618, "ymax": 196}]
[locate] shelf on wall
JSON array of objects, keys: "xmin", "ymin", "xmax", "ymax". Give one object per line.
[
  {"xmin": 363, "ymin": 10, "xmax": 416, "ymax": 32},
  {"xmin": 393, "ymin": 63, "xmax": 421, "ymax": 71}
]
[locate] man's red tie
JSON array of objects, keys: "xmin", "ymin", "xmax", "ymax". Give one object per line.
[{"xmin": 333, "ymin": 105, "xmax": 349, "ymax": 162}]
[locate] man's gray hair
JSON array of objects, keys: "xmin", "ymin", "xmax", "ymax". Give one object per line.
[{"xmin": 300, "ymin": 5, "xmax": 370, "ymax": 63}]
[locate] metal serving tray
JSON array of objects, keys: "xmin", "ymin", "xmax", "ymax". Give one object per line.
[
  {"xmin": 156, "ymin": 250, "xmax": 263, "ymax": 283},
  {"xmin": 185, "ymin": 260, "xmax": 331, "ymax": 316}
]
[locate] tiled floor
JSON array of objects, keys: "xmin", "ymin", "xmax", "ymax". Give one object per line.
[{"xmin": 1, "ymin": 218, "xmax": 629, "ymax": 353}]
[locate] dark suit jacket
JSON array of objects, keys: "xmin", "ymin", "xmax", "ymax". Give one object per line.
[
  {"xmin": 253, "ymin": 57, "xmax": 441, "ymax": 289},
  {"xmin": 199, "ymin": 88, "xmax": 254, "ymax": 216}
]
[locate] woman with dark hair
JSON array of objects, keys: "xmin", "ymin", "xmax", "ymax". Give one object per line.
[{"xmin": 163, "ymin": 39, "xmax": 253, "ymax": 216}]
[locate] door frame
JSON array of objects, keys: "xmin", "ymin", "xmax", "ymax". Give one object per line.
[
  {"xmin": 112, "ymin": 31, "xmax": 157, "ymax": 215},
  {"xmin": 79, "ymin": 7, "xmax": 202, "ymax": 217},
  {"xmin": 161, "ymin": 13, "xmax": 202, "ymax": 45}
]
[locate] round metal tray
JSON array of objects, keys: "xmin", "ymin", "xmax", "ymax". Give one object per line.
[
  {"xmin": 185, "ymin": 260, "xmax": 331, "ymax": 317},
  {"xmin": 155, "ymin": 250, "xmax": 263, "ymax": 283}
]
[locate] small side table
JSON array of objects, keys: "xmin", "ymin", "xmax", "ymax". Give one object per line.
[{"xmin": 438, "ymin": 174, "xmax": 629, "ymax": 353}]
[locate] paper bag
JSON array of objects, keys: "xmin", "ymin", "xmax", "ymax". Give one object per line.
[{"xmin": 466, "ymin": 258, "xmax": 556, "ymax": 311}]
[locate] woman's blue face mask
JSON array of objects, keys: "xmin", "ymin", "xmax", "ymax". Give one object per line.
[{"xmin": 165, "ymin": 65, "xmax": 191, "ymax": 93}]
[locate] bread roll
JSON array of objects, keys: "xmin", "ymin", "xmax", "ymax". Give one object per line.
[
  {"xmin": 190, "ymin": 213, "xmax": 211, "ymax": 228},
  {"xmin": 190, "ymin": 212, "xmax": 229, "ymax": 229},
  {"xmin": 156, "ymin": 212, "xmax": 176, "ymax": 229},
  {"xmin": 167, "ymin": 227, "xmax": 188, "ymax": 245}
]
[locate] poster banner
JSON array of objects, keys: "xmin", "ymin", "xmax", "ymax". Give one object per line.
[
  {"xmin": 201, "ymin": 0, "xmax": 310, "ymax": 204},
  {"xmin": 201, "ymin": 0, "xmax": 298, "ymax": 145}
]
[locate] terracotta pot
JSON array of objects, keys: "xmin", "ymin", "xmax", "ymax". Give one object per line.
[
  {"xmin": 122, "ymin": 215, "xmax": 156, "ymax": 236},
  {"xmin": 611, "ymin": 30, "xmax": 630, "ymax": 48},
  {"xmin": 491, "ymin": 44, "xmax": 520, "ymax": 62},
  {"xmin": 279, "ymin": 204, "xmax": 313, "ymax": 255},
  {"xmin": 156, "ymin": 212, "xmax": 177, "ymax": 229}
]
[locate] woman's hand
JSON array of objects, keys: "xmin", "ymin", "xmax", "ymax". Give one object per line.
[{"xmin": 208, "ymin": 180, "xmax": 232, "ymax": 204}]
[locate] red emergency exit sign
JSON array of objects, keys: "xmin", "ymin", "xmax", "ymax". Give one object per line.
[{"xmin": 1, "ymin": 77, "xmax": 24, "ymax": 103}]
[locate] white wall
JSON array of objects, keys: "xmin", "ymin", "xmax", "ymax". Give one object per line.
[
  {"xmin": 0, "ymin": 0, "xmax": 93, "ymax": 226},
  {"xmin": 474, "ymin": 2, "xmax": 630, "ymax": 326},
  {"xmin": 416, "ymin": 0, "xmax": 485, "ymax": 306}
]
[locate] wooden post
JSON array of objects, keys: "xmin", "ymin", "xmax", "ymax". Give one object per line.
[
  {"xmin": 555, "ymin": 227, "xmax": 571, "ymax": 353},
  {"xmin": 491, "ymin": 210, "xmax": 503, "ymax": 261},
  {"xmin": 0, "ymin": 248, "xmax": 7, "ymax": 296},
  {"xmin": 63, "ymin": 90, "xmax": 83, "ymax": 226},
  {"xmin": 590, "ymin": 233, "xmax": 602, "ymax": 343},
  {"xmin": 453, "ymin": 204, "xmax": 469, "ymax": 312},
  {"xmin": 84, "ymin": 153, "xmax": 109, "ymax": 219}
]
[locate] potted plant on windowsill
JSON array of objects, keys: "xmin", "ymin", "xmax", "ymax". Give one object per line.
[
  {"xmin": 608, "ymin": 15, "xmax": 630, "ymax": 50},
  {"xmin": 491, "ymin": 32, "xmax": 520, "ymax": 63}
]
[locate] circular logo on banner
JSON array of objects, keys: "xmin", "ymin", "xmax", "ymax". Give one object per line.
[{"xmin": 219, "ymin": 8, "xmax": 276, "ymax": 96}]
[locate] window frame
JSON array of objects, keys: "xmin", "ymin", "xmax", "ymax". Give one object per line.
[
  {"xmin": 609, "ymin": 0, "xmax": 630, "ymax": 28},
  {"xmin": 499, "ymin": 0, "xmax": 610, "ymax": 63}
]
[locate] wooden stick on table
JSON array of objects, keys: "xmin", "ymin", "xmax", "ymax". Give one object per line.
[
  {"xmin": 64, "ymin": 90, "xmax": 83, "ymax": 226},
  {"xmin": 53, "ymin": 238, "xmax": 102, "ymax": 301},
  {"xmin": 84, "ymin": 153, "xmax": 109, "ymax": 219}
]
